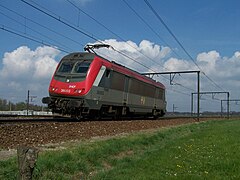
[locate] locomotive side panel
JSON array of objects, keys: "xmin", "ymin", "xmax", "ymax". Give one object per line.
[
  {"xmin": 85, "ymin": 66, "xmax": 166, "ymax": 116},
  {"xmin": 127, "ymin": 78, "xmax": 165, "ymax": 113},
  {"xmin": 85, "ymin": 68, "xmax": 126, "ymax": 109}
]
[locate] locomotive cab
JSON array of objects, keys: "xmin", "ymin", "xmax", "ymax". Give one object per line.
[
  {"xmin": 49, "ymin": 53, "xmax": 95, "ymax": 97},
  {"xmin": 42, "ymin": 52, "xmax": 97, "ymax": 118}
]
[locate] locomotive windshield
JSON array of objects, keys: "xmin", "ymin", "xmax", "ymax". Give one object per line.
[
  {"xmin": 57, "ymin": 60, "xmax": 91, "ymax": 74},
  {"xmin": 54, "ymin": 59, "xmax": 92, "ymax": 82},
  {"xmin": 73, "ymin": 61, "xmax": 91, "ymax": 73}
]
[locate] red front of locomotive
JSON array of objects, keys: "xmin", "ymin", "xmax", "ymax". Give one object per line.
[
  {"xmin": 49, "ymin": 52, "xmax": 100, "ymax": 97},
  {"xmin": 42, "ymin": 52, "xmax": 102, "ymax": 117}
]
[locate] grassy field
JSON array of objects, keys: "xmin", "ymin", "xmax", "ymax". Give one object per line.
[{"xmin": 1, "ymin": 119, "xmax": 240, "ymax": 179}]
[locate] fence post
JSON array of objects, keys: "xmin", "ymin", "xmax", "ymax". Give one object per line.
[{"xmin": 17, "ymin": 146, "xmax": 38, "ymax": 180}]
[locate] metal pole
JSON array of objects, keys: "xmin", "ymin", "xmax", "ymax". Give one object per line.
[
  {"xmin": 141, "ymin": 70, "xmax": 201, "ymax": 119},
  {"xmin": 191, "ymin": 93, "xmax": 193, "ymax": 116},
  {"xmin": 197, "ymin": 71, "xmax": 200, "ymax": 121},
  {"xmin": 221, "ymin": 100, "xmax": 223, "ymax": 117},
  {"xmin": 227, "ymin": 92, "xmax": 230, "ymax": 119},
  {"xmin": 27, "ymin": 90, "xmax": 30, "ymax": 116}
]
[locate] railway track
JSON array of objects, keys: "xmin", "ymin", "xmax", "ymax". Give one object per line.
[
  {"xmin": 0, "ymin": 114, "xmax": 227, "ymax": 124},
  {"xmin": 0, "ymin": 116, "xmax": 74, "ymax": 123},
  {"xmin": 0, "ymin": 114, "xmax": 201, "ymax": 122},
  {"xmin": 0, "ymin": 117, "xmax": 195, "ymax": 124}
]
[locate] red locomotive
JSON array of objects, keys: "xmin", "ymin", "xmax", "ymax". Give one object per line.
[{"xmin": 42, "ymin": 44, "xmax": 166, "ymax": 119}]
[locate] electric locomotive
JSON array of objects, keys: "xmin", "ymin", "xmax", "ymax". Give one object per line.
[{"xmin": 42, "ymin": 44, "xmax": 166, "ymax": 119}]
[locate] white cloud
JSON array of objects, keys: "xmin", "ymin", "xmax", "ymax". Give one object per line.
[
  {"xmin": 163, "ymin": 57, "xmax": 193, "ymax": 71},
  {"xmin": 34, "ymin": 54, "xmax": 59, "ymax": 79},
  {"xmin": 95, "ymin": 39, "xmax": 171, "ymax": 72},
  {"xmin": 138, "ymin": 40, "xmax": 170, "ymax": 59},
  {"xmin": 1, "ymin": 46, "xmax": 33, "ymax": 78},
  {"xmin": 234, "ymin": 51, "xmax": 240, "ymax": 58},
  {"xmin": 0, "ymin": 46, "xmax": 59, "ymax": 80},
  {"xmin": 224, "ymin": 51, "xmax": 240, "ymax": 79},
  {"xmin": 0, "ymin": 46, "xmax": 60, "ymax": 102},
  {"xmin": 197, "ymin": 50, "xmax": 220, "ymax": 63},
  {"xmin": 196, "ymin": 50, "xmax": 220, "ymax": 74}
]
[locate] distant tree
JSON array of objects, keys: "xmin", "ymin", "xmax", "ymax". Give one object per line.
[
  {"xmin": 0, "ymin": 98, "xmax": 46, "ymax": 111},
  {"xmin": 0, "ymin": 98, "xmax": 8, "ymax": 111},
  {"xmin": 16, "ymin": 102, "xmax": 27, "ymax": 110}
]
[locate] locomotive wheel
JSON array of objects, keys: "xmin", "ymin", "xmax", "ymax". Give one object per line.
[
  {"xmin": 88, "ymin": 110, "xmax": 100, "ymax": 120},
  {"xmin": 113, "ymin": 107, "xmax": 122, "ymax": 120},
  {"xmin": 71, "ymin": 114, "xmax": 81, "ymax": 121},
  {"xmin": 152, "ymin": 109, "xmax": 159, "ymax": 120},
  {"xmin": 71, "ymin": 110, "xmax": 82, "ymax": 121}
]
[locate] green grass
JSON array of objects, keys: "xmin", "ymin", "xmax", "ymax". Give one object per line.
[{"xmin": 1, "ymin": 119, "xmax": 240, "ymax": 179}]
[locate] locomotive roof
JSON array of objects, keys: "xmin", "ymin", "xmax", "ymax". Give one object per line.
[
  {"xmin": 62, "ymin": 52, "xmax": 95, "ymax": 60},
  {"xmin": 61, "ymin": 52, "xmax": 165, "ymax": 89}
]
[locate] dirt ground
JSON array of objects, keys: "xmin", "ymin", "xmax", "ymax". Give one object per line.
[{"xmin": 0, "ymin": 118, "xmax": 199, "ymax": 151}]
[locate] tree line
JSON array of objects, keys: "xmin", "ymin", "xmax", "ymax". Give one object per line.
[{"xmin": 0, "ymin": 98, "xmax": 46, "ymax": 111}]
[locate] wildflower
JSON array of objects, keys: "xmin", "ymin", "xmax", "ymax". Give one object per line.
[{"xmin": 177, "ymin": 164, "xmax": 182, "ymax": 168}]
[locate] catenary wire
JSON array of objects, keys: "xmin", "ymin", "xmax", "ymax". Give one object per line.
[
  {"xmin": 66, "ymin": 0, "xmax": 170, "ymax": 72},
  {"xmin": 0, "ymin": 3, "xmax": 85, "ymax": 49},
  {"xmin": 122, "ymin": 0, "xmax": 182, "ymax": 60},
  {"xmin": 0, "ymin": 25, "xmax": 70, "ymax": 53},
  {"xmin": 0, "ymin": 11, "xmax": 73, "ymax": 52},
  {"xmin": 21, "ymin": 0, "xmax": 101, "ymax": 43},
  {"xmin": 143, "ymin": 0, "xmax": 226, "ymax": 92}
]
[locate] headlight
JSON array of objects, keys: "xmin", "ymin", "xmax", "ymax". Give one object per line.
[
  {"xmin": 50, "ymin": 86, "xmax": 58, "ymax": 92},
  {"xmin": 74, "ymin": 88, "xmax": 85, "ymax": 94}
]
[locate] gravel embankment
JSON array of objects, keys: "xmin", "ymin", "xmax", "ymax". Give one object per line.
[{"xmin": 0, "ymin": 118, "xmax": 198, "ymax": 149}]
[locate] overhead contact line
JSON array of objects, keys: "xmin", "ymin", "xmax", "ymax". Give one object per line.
[
  {"xmin": 0, "ymin": 25, "xmax": 70, "ymax": 53},
  {"xmin": 144, "ymin": 0, "xmax": 226, "ymax": 92}
]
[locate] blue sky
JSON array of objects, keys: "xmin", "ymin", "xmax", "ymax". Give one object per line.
[
  {"xmin": 1, "ymin": 0, "xmax": 240, "ymax": 57},
  {"xmin": 0, "ymin": 0, "xmax": 240, "ymax": 112}
]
